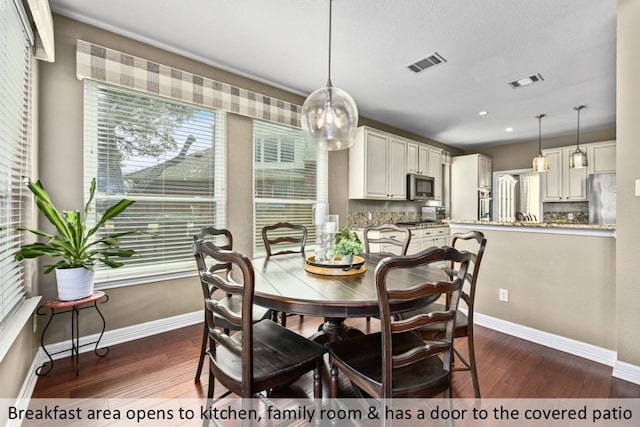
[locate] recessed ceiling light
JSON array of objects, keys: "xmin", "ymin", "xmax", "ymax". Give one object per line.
[
  {"xmin": 505, "ymin": 127, "xmax": 514, "ymax": 132},
  {"xmin": 508, "ymin": 73, "xmax": 544, "ymax": 89},
  {"xmin": 478, "ymin": 111, "xmax": 488, "ymax": 116}
]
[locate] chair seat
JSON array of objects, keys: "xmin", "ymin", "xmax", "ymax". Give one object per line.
[
  {"xmin": 326, "ymin": 331, "xmax": 449, "ymax": 398},
  {"xmin": 214, "ymin": 295, "xmax": 272, "ymax": 330},
  {"xmin": 402, "ymin": 302, "xmax": 468, "ymax": 339},
  {"xmin": 211, "ymin": 319, "xmax": 326, "ymax": 392}
]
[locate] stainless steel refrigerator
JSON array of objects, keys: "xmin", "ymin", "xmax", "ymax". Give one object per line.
[{"xmin": 588, "ymin": 173, "xmax": 616, "ymax": 224}]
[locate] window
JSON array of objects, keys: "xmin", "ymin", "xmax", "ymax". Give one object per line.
[
  {"xmin": 0, "ymin": 0, "xmax": 33, "ymax": 325},
  {"xmin": 84, "ymin": 81, "xmax": 225, "ymax": 284},
  {"xmin": 253, "ymin": 121, "xmax": 325, "ymax": 255}
]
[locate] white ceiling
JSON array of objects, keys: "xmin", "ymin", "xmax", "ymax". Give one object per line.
[{"xmin": 48, "ymin": 0, "xmax": 617, "ymax": 150}]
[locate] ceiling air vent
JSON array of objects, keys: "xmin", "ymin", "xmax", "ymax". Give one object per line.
[
  {"xmin": 508, "ymin": 73, "xmax": 544, "ymax": 89},
  {"xmin": 407, "ymin": 52, "xmax": 447, "ymax": 73}
]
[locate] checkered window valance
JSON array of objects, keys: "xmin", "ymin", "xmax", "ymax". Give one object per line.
[{"xmin": 76, "ymin": 40, "xmax": 301, "ymax": 127}]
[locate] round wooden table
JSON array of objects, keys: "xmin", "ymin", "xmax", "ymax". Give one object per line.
[{"xmin": 252, "ymin": 253, "xmax": 443, "ymax": 343}]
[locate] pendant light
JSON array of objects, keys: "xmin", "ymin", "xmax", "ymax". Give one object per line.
[
  {"xmin": 300, "ymin": 0, "xmax": 358, "ymax": 150},
  {"xmin": 569, "ymin": 105, "xmax": 588, "ymax": 169},
  {"xmin": 532, "ymin": 114, "xmax": 549, "ymax": 173}
]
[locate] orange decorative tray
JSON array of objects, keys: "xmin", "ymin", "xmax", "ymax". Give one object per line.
[{"xmin": 304, "ymin": 256, "xmax": 366, "ymax": 276}]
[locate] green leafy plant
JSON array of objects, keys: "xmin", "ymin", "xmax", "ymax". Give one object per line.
[
  {"xmin": 15, "ymin": 177, "xmax": 137, "ymax": 273},
  {"xmin": 333, "ymin": 238, "xmax": 363, "ymax": 257},
  {"xmin": 335, "ymin": 226, "xmax": 361, "ymax": 245}
]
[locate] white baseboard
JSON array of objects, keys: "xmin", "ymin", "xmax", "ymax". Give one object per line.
[
  {"xmin": 35, "ymin": 310, "xmax": 202, "ymax": 367},
  {"xmin": 613, "ymin": 360, "xmax": 640, "ymax": 385},
  {"xmin": 475, "ymin": 311, "xmax": 640, "ymax": 385},
  {"xmin": 473, "ymin": 312, "xmax": 618, "ymax": 366}
]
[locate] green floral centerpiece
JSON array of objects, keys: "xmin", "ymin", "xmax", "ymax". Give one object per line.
[{"xmin": 333, "ymin": 227, "xmax": 363, "ymax": 264}]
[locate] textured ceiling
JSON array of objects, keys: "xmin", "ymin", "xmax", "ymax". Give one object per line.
[{"xmin": 48, "ymin": 0, "xmax": 617, "ymax": 149}]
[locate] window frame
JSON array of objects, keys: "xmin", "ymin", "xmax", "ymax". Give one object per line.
[{"xmin": 83, "ymin": 80, "xmax": 226, "ymax": 287}]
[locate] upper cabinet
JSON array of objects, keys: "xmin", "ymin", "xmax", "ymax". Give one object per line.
[
  {"xmin": 542, "ymin": 147, "xmax": 588, "ymax": 201},
  {"xmin": 350, "ymin": 126, "xmax": 444, "ymax": 201},
  {"xmin": 406, "ymin": 142, "xmax": 428, "ymax": 175},
  {"xmin": 541, "ymin": 140, "xmax": 616, "ymax": 202},
  {"xmin": 589, "ymin": 140, "xmax": 616, "ymax": 174},
  {"xmin": 427, "ymin": 147, "xmax": 443, "ymax": 201},
  {"xmin": 478, "ymin": 155, "xmax": 493, "ymax": 190},
  {"xmin": 349, "ymin": 127, "xmax": 407, "ymax": 200}
]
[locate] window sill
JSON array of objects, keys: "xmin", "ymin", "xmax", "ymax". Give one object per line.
[{"xmin": 0, "ymin": 297, "xmax": 41, "ymax": 364}]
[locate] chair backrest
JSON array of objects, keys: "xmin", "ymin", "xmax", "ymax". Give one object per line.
[
  {"xmin": 375, "ymin": 246, "xmax": 472, "ymax": 398},
  {"xmin": 450, "ymin": 231, "xmax": 487, "ymax": 321},
  {"xmin": 193, "ymin": 226, "xmax": 234, "ymax": 276},
  {"xmin": 193, "ymin": 240, "xmax": 255, "ymax": 391},
  {"xmin": 363, "ymin": 223, "xmax": 412, "ymax": 255},
  {"xmin": 261, "ymin": 222, "xmax": 307, "ymax": 257}
]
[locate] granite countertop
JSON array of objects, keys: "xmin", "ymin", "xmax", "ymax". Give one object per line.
[{"xmin": 447, "ymin": 219, "xmax": 616, "ymax": 231}]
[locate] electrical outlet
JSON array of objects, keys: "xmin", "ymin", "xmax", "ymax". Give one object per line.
[
  {"xmin": 499, "ymin": 288, "xmax": 509, "ymax": 302},
  {"xmin": 568, "ymin": 213, "xmax": 574, "ymax": 220},
  {"xmin": 368, "ymin": 212, "xmax": 373, "ymax": 220},
  {"xmin": 33, "ymin": 313, "xmax": 38, "ymax": 333}
]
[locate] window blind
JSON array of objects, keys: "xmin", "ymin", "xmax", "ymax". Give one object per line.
[
  {"xmin": 253, "ymin": 120, "xmax": 325, "ymax": 256},
  {"xmin": 84, "ymin": 81, "xmax": 226, "ymax": 284},
  {"xmin": 0, "ymin": 0, "xmax": 32, "ymax": 325}
]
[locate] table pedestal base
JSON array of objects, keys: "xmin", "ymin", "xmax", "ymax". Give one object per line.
[{"xmin": 309, "ymin": 317, "xmax": 364, "ymax": 344}]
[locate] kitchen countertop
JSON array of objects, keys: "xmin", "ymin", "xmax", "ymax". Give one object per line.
[{"xmin": 447, "ymin": 219, "xmax": 615, "ymax": 237}]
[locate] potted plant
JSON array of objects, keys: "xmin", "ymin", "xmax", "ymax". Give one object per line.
[
  {"xmin": 15, "ymin": 177, "xmax": 137, "ymax": 301},
  {"xmin": 333, "ymin": 227, "xmax": 363, "ymax": 264}
]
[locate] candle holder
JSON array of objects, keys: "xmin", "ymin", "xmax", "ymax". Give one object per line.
[{"xmin": 323, "ymin": 215, "xmax": 339, "ymax": 263}]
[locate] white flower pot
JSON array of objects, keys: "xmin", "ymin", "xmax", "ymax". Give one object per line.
[{"xmin": 55, "ymin": 268, "xmax": 95, "ymax": 301}]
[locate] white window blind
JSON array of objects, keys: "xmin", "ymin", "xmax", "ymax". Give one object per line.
[
  {"xmin": 0, "ymin": 0, "xmax": 32, "ymax": 325},
  {"xmin": 253, "ymin": 120, "xmax": 325, "ymax": 255},
  {"xmin": 84, "ymin": 81, "xmax": 225, "ymax": 284}
]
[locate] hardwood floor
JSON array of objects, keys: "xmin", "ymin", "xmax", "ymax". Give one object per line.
[{"xmin": 32, "ymin": 315, "xmax": 639, "ymax": 399}]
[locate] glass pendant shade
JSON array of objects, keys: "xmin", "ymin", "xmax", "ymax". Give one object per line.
[
  {"xmin": 301, "ymin": 85, "xmax": 359, "ymax": 150},
  {"xmin": 569, "ymin": 148, "xmax": 588, "ymax": 169},
  {"xmin": 569, "ymin": 105, "xmax": 588, "ymax": 169},
  {"xmin": 532, "ymin": 154, "xmax": 549, "ymax": 172},
  {"xmin": 532, "ymin": 113, "xmax": 548, "ymax": 172}
]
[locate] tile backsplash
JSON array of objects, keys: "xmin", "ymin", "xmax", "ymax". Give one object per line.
[
  {"xmin": 347, "ymin": 199, "xmax": 442, "ymax": 228},
  {"xmin": 542, "ymin": 201, "xmax": 589, "ymax": 224}
]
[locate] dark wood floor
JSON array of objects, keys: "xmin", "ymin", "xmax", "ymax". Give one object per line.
[{"xmin": 32, "ymin": 315, "xmax": 640, "ymax": 399}]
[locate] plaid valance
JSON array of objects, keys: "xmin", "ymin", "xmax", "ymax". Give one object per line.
[{"xmin": 76, "ymin": 40, "xmax": 301, "ymax": 127}]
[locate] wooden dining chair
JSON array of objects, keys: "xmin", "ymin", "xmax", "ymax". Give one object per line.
[
  {"xmin": 192, "ymin": 226, "xmax": 272, "ymax": 383},
  {"xmin": 262, "ymin": 222, "xmax": 308, "ymax": 257},
  {"xmin": 325, "ymin": 246, "xmax": 471, "ymax": 399},
  {"xmin": 261, "ymin": 222, "xmax": 308, "ymax": 326},
  {"xmin": 194, "ymin": 241, "xmax": 325, "ymax": 401},
  {"xmin": 401, "ymin": 230, "xmax": 487, "ymax": 398},
  {"xmin": 362, "ymin": 223, "xmax": 412, "ymax": 321},
  {"xmin": 363, "ymin": 223, "xmax": 412, "ymax": 256}
]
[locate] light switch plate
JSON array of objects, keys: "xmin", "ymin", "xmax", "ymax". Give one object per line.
[{"xmin": 636, "ymin": 180, "xmax": 640, "ymax": 196}]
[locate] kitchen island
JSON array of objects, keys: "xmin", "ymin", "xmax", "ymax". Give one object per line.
[{"xmin": 448, "ymin": 219, "xmax": 616, "ymax": 366}]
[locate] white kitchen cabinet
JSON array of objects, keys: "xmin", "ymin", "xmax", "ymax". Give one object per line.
[
  {"xmin": 360, "ymin": 226, "xmax": 449, "ymax": 255},
  {"xmin": 406, "ymin": 142, "xmax": 429, "ymax": 175},
  {"xmin": 349, "ymin": 127, "xmax": 407, "ymax": 200},
  {"xmin": 478, "ymin": 156, "xmax": 493, "ymax": 190},
  {"xmin": 427, "ymin": 147, "xmax": 443, "ymax": 201},
  {"xmin": 589, "ymin": 140, "xmax": 616, "ymax": 173},
  {"xmin": 407, "ymin": 226, "xmax": 450, "ymax": 254},
  {"xmin": 542, "ymin": 147, "xmax": 588, "ymax": 201}
]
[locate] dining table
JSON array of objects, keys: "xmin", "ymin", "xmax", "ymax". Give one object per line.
[{"xmin": 252, "ymin": 252, "xmax": 446, "ymax": 343}]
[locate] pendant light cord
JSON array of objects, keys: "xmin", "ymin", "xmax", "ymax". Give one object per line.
[
  {"xmin": 536, "ymin": 114, "xmax": 545, "ymax": 154},
  {"xmin": 574, "ymin": 105, "xmax": 585, "ymax": 150},
  {"xmin": 326, "ymin": 0, "xmax": 333, "ymax": 88}
]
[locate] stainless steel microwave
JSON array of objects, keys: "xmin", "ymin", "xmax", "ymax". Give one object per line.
[{"xmin": 407, "ymin": 173, "xmax": 435, "ymax": 201}]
